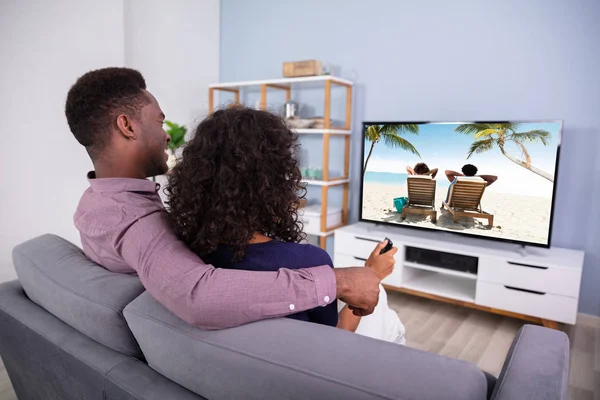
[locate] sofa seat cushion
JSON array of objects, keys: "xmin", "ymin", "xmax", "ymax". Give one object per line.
[
  {"xmin": 13, "ymin": 234, "xmax": 145, "ymax": 358},
  {"xmin": 125, "ymin": 292, "xmax": 491, "ymax": 400}
]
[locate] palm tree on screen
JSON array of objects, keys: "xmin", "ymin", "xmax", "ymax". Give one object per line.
[
  {"xmin": 455, "ymin": 122, "xmax": 554, "ymax": 182},
  {"xmin": 363, "ymin": 124, "xmax": 420, "ymax": 178}
]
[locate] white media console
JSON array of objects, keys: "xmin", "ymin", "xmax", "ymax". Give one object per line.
[{"xmin": 333, "ymin": 223, "xmax": 585, "ymax": 327}]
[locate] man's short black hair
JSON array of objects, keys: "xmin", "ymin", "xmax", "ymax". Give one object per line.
[
  {"xmin": 462, "ymin": 164, "xmax": 478, "ymax": 176},
  {"xmin": 413, "ymin": 162, "xmax": 430, "ymax": 175},
  {"xmin": 65, "ymin": 67, "xmax": 150, "ymax": 158}
]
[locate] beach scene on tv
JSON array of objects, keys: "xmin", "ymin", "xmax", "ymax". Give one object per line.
[{"xmin": 361, "ymin": 122, "xmax": 561, "ymax": 245}]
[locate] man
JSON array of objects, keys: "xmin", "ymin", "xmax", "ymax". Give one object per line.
[
  {"xmin": 66, "ymin": 67, "xmax": 393, "ymax": 330},
  {"xmin": 406, "ymin": 162, "xmax": 438, "ymax": 179},
  {"xmin": 444, "ymin": 164, "xmax": 498, "ymax": 204},
  {"xmin": 444, "ymin": 164, "xmax": 498, "ymax": 186}
]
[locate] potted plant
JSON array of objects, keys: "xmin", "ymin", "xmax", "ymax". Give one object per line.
[{"xmin": 165, "ymin": 120, "xmax": 187, "ymax": 170}]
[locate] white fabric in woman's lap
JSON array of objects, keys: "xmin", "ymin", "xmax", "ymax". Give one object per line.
[{"xmin": 339, "ymin": 284, "xmax": 406, "ymax": 345}]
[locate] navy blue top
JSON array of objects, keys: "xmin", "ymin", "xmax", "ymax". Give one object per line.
[{"xmin": 205, "ymin": 240, "xmax": 338, "ymax": 327}]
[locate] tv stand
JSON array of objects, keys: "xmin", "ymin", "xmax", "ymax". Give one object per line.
[{"xmin": 334, "ymin": 223, "xmax": 584, "ymax": 327}]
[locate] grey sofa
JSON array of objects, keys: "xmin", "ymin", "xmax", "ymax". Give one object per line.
[{"xmin": 0, "ymin": 235, "xmax": 570, "ymax": 400}]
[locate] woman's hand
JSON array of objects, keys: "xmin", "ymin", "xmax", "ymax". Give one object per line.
[{"xmin": 365, "ymin": 240, "xmax": 398, "ymax": 280}]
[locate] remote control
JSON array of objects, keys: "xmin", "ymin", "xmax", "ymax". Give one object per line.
[{"xmin": 379, "ymin": 237, "xmax": 394, "ymax": 254}]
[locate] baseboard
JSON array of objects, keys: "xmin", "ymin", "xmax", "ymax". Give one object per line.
[{"xmin": 576, "ymin": 313, "xmax": 600, "ymax": 327}]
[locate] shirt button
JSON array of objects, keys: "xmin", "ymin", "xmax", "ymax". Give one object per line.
[
  {"xmin": 324, "ymin": 296, "xmax": 330, "ymax": 303},
  {"xmin": 289, "ymin": 304, "xmax": 295, "ymax": 311}
]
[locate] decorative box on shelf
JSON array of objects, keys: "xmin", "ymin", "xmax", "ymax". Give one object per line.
[{"xmin": 282, "ymin": 60, "xmax": 323, "ymax": 77}]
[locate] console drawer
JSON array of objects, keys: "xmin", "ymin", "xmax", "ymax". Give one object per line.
[
  {"xmin": 478, "ymin": 256, "xmax": 581, "ymax": 298},
  {"xmin": 476, "ymin": 281, "xmax": 577, "ymax": 324},
  {"xmin": 333, "ymin": 253, "xmax": 403, "ymax": 287},
  {"xmin": 333, "ymin": 253, "xmax": 365, "ymax": 268},
  {"xmin": 335, "ymin": 231, "xmax": 383, "ymax": 259}
]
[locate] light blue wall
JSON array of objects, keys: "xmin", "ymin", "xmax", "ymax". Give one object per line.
[{"xmin": 221, "ymin": 0, "xmax": 600, "ymax": 315}]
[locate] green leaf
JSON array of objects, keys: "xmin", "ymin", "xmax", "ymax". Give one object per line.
[
  {"xmin": 379, "ymin": 124, "xmax": 419, "ymax": 135},
  {"xmin": 466, "ymin": 138, "xmax": 495, "ymax": 158},
  {"xmin": 380, "ymin": 133, "xmax": 421, "ymax": 158},
  {"xmin": 495, "ymin": 122, "xmax": 521, "ymax": 133},
  {"xmin": 509, "ymin": 130, "xmax": 551, "ymax": 146},
  {"xmin": 473, "ymin": 128, "xmax": 498, "ymax": 139},
  {"xmin": 164, "ymin": 120, "xmax": 178, "ymax": 129},
  {"xmin": 455, "ymin": 123, "xmax": 494, "ymax": 135},
  {"xmin": 170, "ymin": 129, "xmax": 185, "ymax": 144},
  {"xmin": 365, "ymin": 125, "xmax": 380, "ymax": 142}
]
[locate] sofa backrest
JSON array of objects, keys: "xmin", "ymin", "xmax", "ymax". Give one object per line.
[
  {"xmin": 12, "ymin": 234, "xmax": 145, "ymax": 358},
  {"xmin": 125, "ymin": 291, "xmax": 491, "ymax": 400},
  {"xmin": 0, "ymin": 280, "xmax": 202, "ymax": 400}
]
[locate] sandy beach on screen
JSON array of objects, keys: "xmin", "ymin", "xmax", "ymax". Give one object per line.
[{"xmin": 362, "ymin": 182, "xmax": 552, "ymax": 244}]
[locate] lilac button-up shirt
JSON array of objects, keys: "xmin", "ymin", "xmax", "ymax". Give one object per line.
[{"xmin": 73, "ymin": 173, "xmax": 336, "ymax": 330}]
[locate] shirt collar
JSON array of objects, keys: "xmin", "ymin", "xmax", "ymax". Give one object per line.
[{"xmin": 87, "ymin": 171, "xmax": 160, "ymax": 193}]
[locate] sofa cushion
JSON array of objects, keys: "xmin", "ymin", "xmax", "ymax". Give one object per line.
[
  {"xmin": 125, "ymin": 292, "xmax": 491, "ymax": 400},
  {"xmin": 13, "ymin": 234, "xmax": 145, "ymax": 358}
]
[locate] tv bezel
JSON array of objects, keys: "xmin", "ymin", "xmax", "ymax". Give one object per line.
[{"xmin": 359, "ymin": 120, "xmax": 563, "ymax": 249}]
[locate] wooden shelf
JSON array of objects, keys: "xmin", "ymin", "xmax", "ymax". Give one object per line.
[
  {"xmin": 209, "ymin": 75, "xmax": 353, "ymax": 90},
  {"xmin": 403, "ymin": 261, "xmax": 478, "ymax": 280},
  {"xmin": 301, "ymin": 179, "xmax": 349, "ymax": 187},
  {"xmin": 294, "ymin": 128, "xmax": 351, "ymax": 135},
  {"xmin": 307, "ymin": 230, "xmax": 337, "ymax": 238}
]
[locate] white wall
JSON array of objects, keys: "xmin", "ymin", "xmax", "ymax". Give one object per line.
[
  {"xmin": 0, "ymin": 0, "xmax": 221, "ymax": 282},
  {"xmin": 124, "ymin": 0, "xmax": 221, "ymax": 199},
  {"xmin": 0, "ymin": 0, "xmax": 125, "ymax": 282}
]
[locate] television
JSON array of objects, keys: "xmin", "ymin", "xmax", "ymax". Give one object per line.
[{"xmin": 360, "ymin": 121, "xmax": 562, "ymax": 248}]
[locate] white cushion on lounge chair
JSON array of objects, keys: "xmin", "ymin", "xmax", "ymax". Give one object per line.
[
  {"xmin": 456, "ymin": 176, "xmax": 485, "ymax": 182},
  {"xmin": 407, "ymin": 175, "xmax": 432, "ymax": 180}
]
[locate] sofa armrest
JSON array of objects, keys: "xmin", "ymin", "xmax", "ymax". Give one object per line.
[{"xmin": 491, "ymin": 324, "xmax": 570, "ymax": 400}]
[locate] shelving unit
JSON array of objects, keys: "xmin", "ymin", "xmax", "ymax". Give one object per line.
[{"xmin": 208, "ymin": 75, "xmax": 353, "ymax": 249}]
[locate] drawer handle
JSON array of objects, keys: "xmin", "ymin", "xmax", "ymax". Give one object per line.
[
  {"xmin": 354, "ymin": 257, "xmax": 368, "ymax": 262},
  {"xmin": 355, "ymin": 236, "xmax": 380, "ymax": 243},
  {"xmin": 504, "ymin": 285, "xmax": 546, "ymax": 295},
  {"xmin": 507, "ymin": 262, "xmax": 548, "ymax": 270}
]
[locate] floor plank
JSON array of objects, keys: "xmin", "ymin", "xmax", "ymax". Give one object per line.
[
  {"xmin": 476, "ymin": 316, "xmax": 522, "ymax": 376},
  {"xmin": 595, "ymin": 372, "xmax": 600, "ymax": 400},
  {"xmin": 595, "ymin": 325, "xmax": 600, "ymax": 373},
  {"xmin": 569, "ymin": 386, "xmax": 594, "ymax": 400}
]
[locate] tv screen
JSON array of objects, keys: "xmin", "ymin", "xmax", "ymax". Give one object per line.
[{"xmin": 360, "ymin": 121, "xmax": 562, "ymax": 247}]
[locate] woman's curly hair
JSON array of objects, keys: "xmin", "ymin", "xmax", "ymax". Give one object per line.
[{"xmin": 166, "ymin": 106, "xmax": 306, "ymax": 260}]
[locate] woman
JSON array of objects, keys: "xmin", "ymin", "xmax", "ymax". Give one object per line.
[{"xmin": 166, "ymin": 106, "xmax": 400, "ymax": 335}]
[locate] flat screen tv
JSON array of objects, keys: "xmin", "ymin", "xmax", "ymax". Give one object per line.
[{"xmin": 360, "ymin": 121, "xmax": 562, "ymax": 248}]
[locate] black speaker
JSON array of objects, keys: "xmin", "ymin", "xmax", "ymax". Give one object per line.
[{"xmin": 405, "ymin": 246, "xmax": 478, "ymax": 275}]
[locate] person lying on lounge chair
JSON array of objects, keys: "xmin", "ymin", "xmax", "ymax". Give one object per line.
[
  {"xmin": 444, "ymin": 164, "xmax": 497, "ymax": 203},
  {"xmin": 406, "ymin": 163, "xmax": 438, "ymax": 179},
  {"xmin": 445, "ymin": 164, "xmax": 497, "ymax": 186}
]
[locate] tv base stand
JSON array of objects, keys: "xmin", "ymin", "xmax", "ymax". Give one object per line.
[{"xmin": 333, "ymin": 223, "xmax": 584, "ymax": 326}]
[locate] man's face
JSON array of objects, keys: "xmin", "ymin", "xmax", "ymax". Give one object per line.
[{"xmin": 138, "ymin": 91, "xmax": 170, "ymax": 177}]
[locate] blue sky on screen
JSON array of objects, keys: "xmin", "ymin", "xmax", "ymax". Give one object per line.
[{"xmin": 363, "ymin": 122, "xmax": 561, "ymax": 196}]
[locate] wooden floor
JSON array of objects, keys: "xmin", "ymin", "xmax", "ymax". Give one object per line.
[
  {"xmin": 0, "ymin": 358, "xmax": 15, "ymax": 400},
  {"xmin": 386, "ymin": 292, "xmax": 600, "ymax": 400},
  {"xmin": 0, "ymin": 292, "xmax": 598, "ymax": 399}
]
